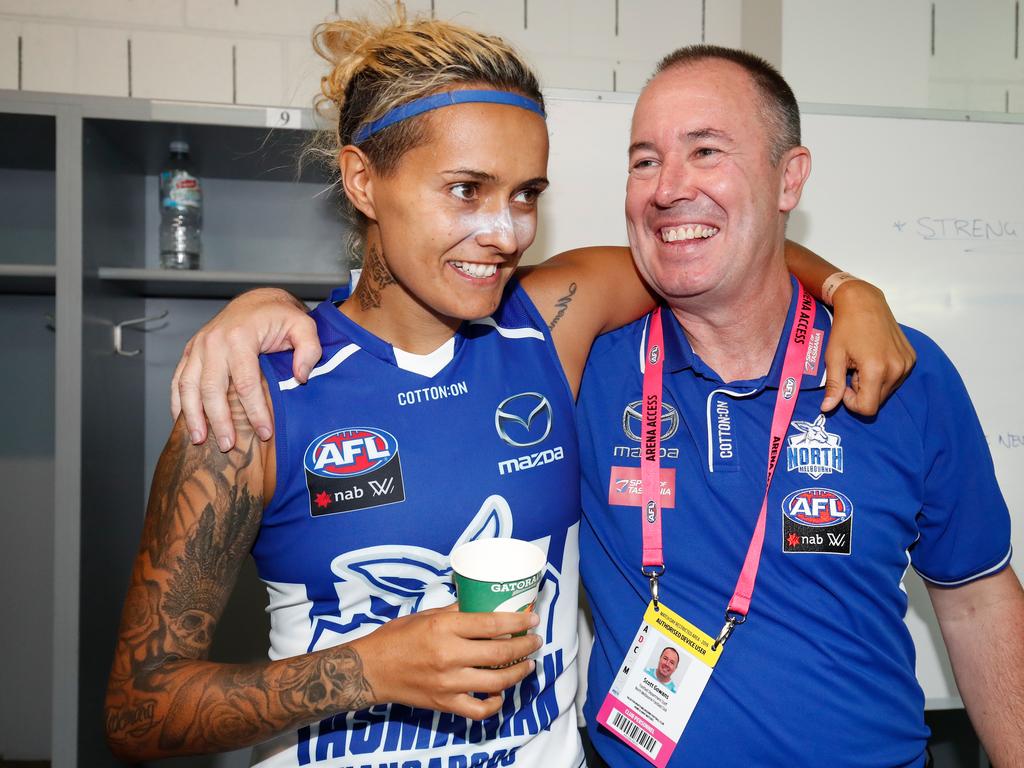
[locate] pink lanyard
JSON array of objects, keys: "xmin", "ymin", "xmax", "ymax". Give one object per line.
[{"xmin": 640, "ymin": 282, "xmax": 816, "ymax": 649}]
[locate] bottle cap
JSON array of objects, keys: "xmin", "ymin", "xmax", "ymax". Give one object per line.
[{"xmin": 169, "ymin": 140, "xmax": 190, "ymax": 154}]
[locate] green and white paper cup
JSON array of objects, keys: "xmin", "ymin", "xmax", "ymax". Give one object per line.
[{"xmin": 450, "ymin": 538, "xmax": 546, "ymax": 617}]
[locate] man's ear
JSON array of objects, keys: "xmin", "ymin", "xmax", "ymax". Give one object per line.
[
  {"xmin": 339, "ymin": 146, "xmax": 378, "ymax": 221},
  {"xmin": 778, "ymin": 145, "xmax": 811, "ymax": 213}
]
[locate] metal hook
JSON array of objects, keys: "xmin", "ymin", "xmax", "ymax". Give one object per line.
[{"xmin": 113, "ymin": 309, "xmax": 169, "ymax": 356}]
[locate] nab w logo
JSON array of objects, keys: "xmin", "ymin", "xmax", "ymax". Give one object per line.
[
  {"xmin": 303, "ymin": 426, "xmax": 405, "ymax": 516},
  {"xmin": 368, "ymin": 477, "xmax": 395, "ymax": 496}
]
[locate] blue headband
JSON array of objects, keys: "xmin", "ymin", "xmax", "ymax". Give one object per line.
[{"xmin": 352, "ymin": 89, "xmax": 546, "ymax": 143}]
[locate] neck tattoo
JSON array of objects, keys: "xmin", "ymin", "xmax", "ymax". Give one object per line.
[{"xmin": 356, "ymin": 244, "xmax": 396, "ymax": 311}]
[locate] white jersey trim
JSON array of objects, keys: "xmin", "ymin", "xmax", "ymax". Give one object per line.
[
  {"xmin": 469, "ymin": 316, "xmax": 545, "ymax": 341},
  {"xmin": 914, "ymin": 545, "xmax": 1013, "ymax": 587},
  {"xmin": 393, "ymin": 336, "xmax": 456, "ymax": 377},
  {"xmin": 278, "ymin": 343, "xmax": 360, "ymax": 391},
  {"xmin": 704, "ymin": 386, "xmax": 759, "ymax": 473}
]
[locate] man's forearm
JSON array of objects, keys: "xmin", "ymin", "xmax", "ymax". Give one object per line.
[{"xmin": 929, "ymin": 567, "xmax": 1024, "ymax": 766}]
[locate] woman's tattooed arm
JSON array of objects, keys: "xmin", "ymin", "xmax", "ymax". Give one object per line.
[{"xmin": 105, "ymin": 393, "xmax": 375, "ymax": 761}]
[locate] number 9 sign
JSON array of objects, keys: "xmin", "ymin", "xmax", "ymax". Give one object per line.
[{"xmin": 265, "ymin": 108, "xmax": 302, "ymax": 130}]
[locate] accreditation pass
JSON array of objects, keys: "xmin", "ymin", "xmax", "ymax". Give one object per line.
[{"xmin": 596, "ymin": 601, "xmax": 722, "ymax": 766}]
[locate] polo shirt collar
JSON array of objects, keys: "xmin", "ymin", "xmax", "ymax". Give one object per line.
[{"xmin": 659, "ymin": 275, "xmax": 831, "ymax": 391}]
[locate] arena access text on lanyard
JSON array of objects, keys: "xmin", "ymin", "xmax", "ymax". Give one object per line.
[{"xmin": 596, "ymin": 282, "xmax": 816, "ymax": 767}]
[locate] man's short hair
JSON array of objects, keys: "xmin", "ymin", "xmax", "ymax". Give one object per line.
[
  {"xmin": 653, "ymin": 45, "xmax": 801, "ymax": 165},
  {"xmin": 661, "ymin": 646, "xmax": 680, "ymax": 661}
]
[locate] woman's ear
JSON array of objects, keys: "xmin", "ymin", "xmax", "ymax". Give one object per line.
[{"xmin": 339, "ymin": 146, "xmax": 378, "ymax": 221}]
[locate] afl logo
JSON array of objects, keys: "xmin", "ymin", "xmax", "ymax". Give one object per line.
[
  {"xmin": 648, "ymin": 345, "xmax": 661, "ymax": 365},
  {"xmin": 304, "ymin": 428, "xmax": 399, "ymax": 478},
  {"xmin": 782, "ymin": 377, "xmax": 796, "ymax": 400},
  {"xmin": 782, "ymin": 488, "xmax": 852, "ymax": 527}
]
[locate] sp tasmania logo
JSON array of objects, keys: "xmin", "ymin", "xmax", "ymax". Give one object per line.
[
  {"xmin": 303, "ymin": 428, "xmax": 405, "ymax": 516},
  {"xmin": 782, "ymin": 488, "xmax": 853, "ymax": 555}
]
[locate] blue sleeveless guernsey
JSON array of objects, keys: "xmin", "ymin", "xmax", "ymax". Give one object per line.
[{"xmin": 252, "ymin": 279, "xmax": 584, "ymax": 768}]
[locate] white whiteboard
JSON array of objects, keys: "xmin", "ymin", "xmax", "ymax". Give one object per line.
[{"xmin": 536, "ymin": 92, "xmax": 1024, "ymax": 709}]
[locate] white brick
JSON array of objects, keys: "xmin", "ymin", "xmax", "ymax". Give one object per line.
[
  {"xmin": 186, "ymin": 0, "xmax": 333, "ymax": 38},
  {"xmin": 614, "ymin": 59, "xmax": 656, "ymax": 93},
  {"xmin": 614, "ymin": 0, "xmax": 702, "ymax": 62},
  {"xmin": 931, "ymin": 0, "xmax": 1017, "ymax": 81},
  {"xmin": 234, "ymin": 38, "xmax": 283, "ymax": 106},
  {"xmin": 21, "ymin": 22, "xmax": 75, "ymax": 93},
  {"xmin": 1008, "ymin": 86, "xmax": 1024, "ymax": 114},
  {"xmin": 566, "ymin": 0, "xmax": 615, "ymax": 59},
  {"xmin": 0, "ymin": 19, "xmax": 19, "ymax": 90},
  {"xmin": 335, "ymin": 0, "xmax": 428, "ymax": 19},
  {"xmin": 76, "ymin": 26, "xmax": 128, "ymax": 97},
  {"xmin": 517, "ymin": 0, "xmax": 571, "ymax": 57},
  {"xmin": 965, "ymin": 83, "xmax": 1009, "ymax": 112},
  {"xmin": 131, "ymin": 30, "xmax": 232, "ymax": 103},
  {"xmin": 782, "ymin": 0, "xmax": 930, "ymax": 108},
  {"xmin": 704, "ymin": 0, "xmax": 742, "ymax": 47},
  {"xmin": 533, "ymin": 54, "xmax": 613, "ymax": 91},
  {"xmin": 283, "ymin": 36, "xmax": 328, "ymax": 108},
  {"xmin": 927, "ymin": 81, "xmax": 968, "ymax": 111},
  {"xmin": 398, "ymin": 0, "xmax": 433, "ymax": 17},
  {"xmin": 0, "ymin": 0, "xmax": 185, "ymax": 26},
  {"xmin": 433, "ymin": 0, "xmax": 525, "ymax": 43}
]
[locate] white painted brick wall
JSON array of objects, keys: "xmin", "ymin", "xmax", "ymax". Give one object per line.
[
  {"xmin": 1008, "ymin": 86, "xmax": 1024, "ymax": 113},
  {"xmin": 931, "ymin": 0, "xmax": 1017, "ymax": 81},
  {"xmin": 782, "ymin": 0, "xmax": 930, "ymax": 108},
  {"xmin": 614, "ymin": 58, "xmax": 656, "ymax": 93},
  {"xmin": 131, "ymin": 30, "xmax": 233, "ymax": 103},
  {"xmin": 235, "ymin": 37, "xmax": 284, "ymax": 106},
  {"xmin": 77, "ymin": 26, "xmax": 128, "ymax": 97},
  {"xmin": 21, "ymin": 22, "xmax": 75, "ymax": 93},
  {"xmin": 534, "ymin": 54, "xmax": 613, "ymax": 92},
  {"xmin": 283, "ymin": 36, "xmax": 328, "ymax": 108},
  {"xmin": 185, "ymin": 0, "xmax": 333, "ymax": 38},
  {"xmin": 0, "ymin": 1, "xmax": 1017, "ymax": 113},
  {"xmin": 434, "ymin": 0, "xmax": 526, "ymax": 45},
  {"xmin": 0, "ymin": 19, "xmax": 17, "ymax": 89},
  {"xmin": 704, "ymin": 0, "xmax": 742, "ymax": 48},
  {"xmin": 565, "ymin": 0, "xmax": 614, "ymax": 59},
  {"xmin": 0, "ymin": 0, "xmax": 185, "ymax": 27},
  {"xmin": 614, "ymin": 0, "xmax": 703, "ymax": 63}
]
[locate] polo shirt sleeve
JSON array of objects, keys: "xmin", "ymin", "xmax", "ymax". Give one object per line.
[{"xmin": 904, "ymin": 329, "xmax": 1012, "ymax": 586}]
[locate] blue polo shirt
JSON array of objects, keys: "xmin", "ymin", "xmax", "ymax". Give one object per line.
[{"xmin": 578, "ymin": 279, "xmax": 1011, "ymax": 768}]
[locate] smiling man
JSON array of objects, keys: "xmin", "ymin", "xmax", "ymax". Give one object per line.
[{"xmin": 577, "ymin": 46, "xmax": 1024, "ymax": 768}]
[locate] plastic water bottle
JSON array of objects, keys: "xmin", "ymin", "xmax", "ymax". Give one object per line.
[{"xmin": 159, "ymin": 140, "xmax": 202, "ymax": 269}]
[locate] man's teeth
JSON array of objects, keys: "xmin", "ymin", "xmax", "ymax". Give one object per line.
[
  {"xmin": 662, "ymin": 225, "xmax": 719, "ymax": 242},
  {"xmin": 452, "ymin": 261, "xmax": 498, "ymax": 278}
]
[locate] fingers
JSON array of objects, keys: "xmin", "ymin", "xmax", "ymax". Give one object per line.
[
  {"xmin": 225, "ymin": 342, "xmax": 273, "ymax": 442},
  {"xmin": 451, "ymin": 610, "xmax": 540, "ymax": 640},
  {"xmin": 170, "ymin": 338, "xmax": 192, "ymax": 421},
  {"xmin": 845, "ymin": 360, "xmax": 885, "ymax": 416},
  {"xmin": 289, "ymin": 315, "xmax": 322, "ymax": 384},
  {"xmin": 176, "ymin": 345, "xmax": 210, "ymax": 445},
  {"xmin": 820, "ymin": 343, "xmax": 847, "ymax": 413},
  {"xmin": 197, "ymin": 343, "xmax": 237, "ymax": 452}
]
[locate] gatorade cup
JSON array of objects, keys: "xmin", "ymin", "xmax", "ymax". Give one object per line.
[{"xmin": 450, "ymin": 538, "xmax": 546, "ymax": 625}]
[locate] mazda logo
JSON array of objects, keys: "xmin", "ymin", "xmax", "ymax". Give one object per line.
[
  {"xmin": 495, "ymin": 392, "xmax": 553, "ymax": 447},
  {"xmin": 622, "ymin": 399, "xmax": 679, "ymax": 442}
]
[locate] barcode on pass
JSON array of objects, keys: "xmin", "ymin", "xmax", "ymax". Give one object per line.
[{"xmin": 608, "ymin": 709, "xmax": 661, "ymax": 758}]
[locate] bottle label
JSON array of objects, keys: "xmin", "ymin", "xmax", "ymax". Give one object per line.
[{"xmin": 161, "ymin": 170, "xmax": 202, "ymax": 210}]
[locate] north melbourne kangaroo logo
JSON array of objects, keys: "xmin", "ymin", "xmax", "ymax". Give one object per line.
[
  {"xmin": 786, "ymin": 414, "xmax": 844, "ymax": 479},
  {"xmin": 306, "ymin": 495, "xmax": 561, "ymax": 652}
]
